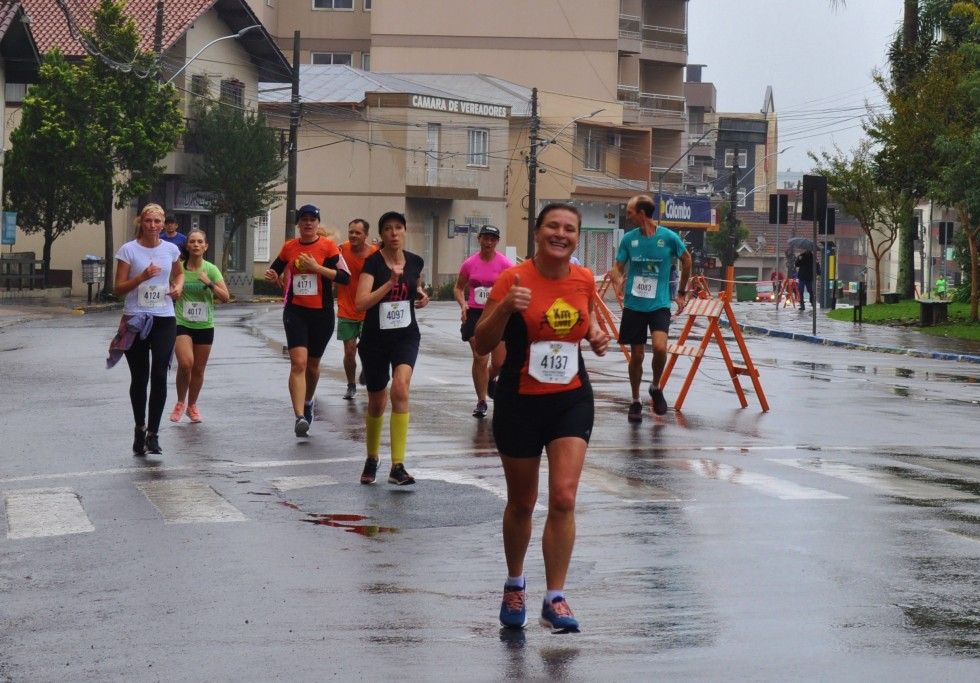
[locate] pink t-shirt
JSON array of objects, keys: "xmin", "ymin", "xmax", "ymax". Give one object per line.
[{"xmin": 459, "ymin": 251, "xmax": 514, "ymax": 309}]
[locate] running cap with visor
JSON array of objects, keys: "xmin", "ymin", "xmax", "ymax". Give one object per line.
[
  {"xmin": 478, "ymin": 225, "xmax": 500, "ymax": 238},
  {"xmin": 296, "ymin": 204, "xmax": 320, "ymax": 221}
]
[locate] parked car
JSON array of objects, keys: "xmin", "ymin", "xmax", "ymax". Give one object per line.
[{"xmin": 755, "ymin": 281, "xmax": 776, "ymax": 302}]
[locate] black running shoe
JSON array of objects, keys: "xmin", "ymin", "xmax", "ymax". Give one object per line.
[
  {"xmin": 627, "ymin": 401, "xmax": 643, "ymax": 423},
  {"xmin": 133, "ymin": 426, "xmax": 146, "ymax": 456},
  {"xmin": 487, "ymin": 377, "xmax": 498, "ymax": 400},
  {"xmin": 649, "ymin": 385, "xmax": 669, "ymax": 416},
  {"xmin": 303, "ymin": 401, "xmax": 314, "ymax": 424},
  {"xmin": 360, "ymin": 457, "xmax": 379, "ymax": 485},
  {"xmin": 358, "ymin": 371, "xmax": 366, "ymax": 386},
  {"xmin": 294, "ymin": 416, "xmax": 310, "ymax": 437},
  {"xmin": 388, "ymin": 464, "xmax": 416, "ymax": 486},
  {"xmin": 473, "ymin": 400, "xmax": 488, "ymax": 418},
  {"xmin": 343, "ymin": 384, "xmax": 356, "ymax": 400},
  {"xmin": 145, "ymin": 432, "xmax": 162, "ymax": 455}
]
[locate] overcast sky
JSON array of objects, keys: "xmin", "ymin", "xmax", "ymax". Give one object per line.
[{"xmin": 687, "ymin": 0, "xmax": 905, "ymax": 173}]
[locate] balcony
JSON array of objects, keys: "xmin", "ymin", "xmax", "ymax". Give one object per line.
[
  {"xmin": 405, "ymin": 166, "xmax": 479, "ymax": 200},
  {"xmin": 618, "ymin": 13, "xmax": 642, "ymax": 53},
  {"xmin": 640, "ymin": 24, "xmax": 687, "ymax": 64}
]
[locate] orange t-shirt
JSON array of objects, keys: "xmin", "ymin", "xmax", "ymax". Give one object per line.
[
  {"xmin": 276, "ymin": 237, "xmax": 341, "ymax": 310},
  {"xmin": 488, "ymin": 259, "xmax": 595, "ymax": 395},
  {"xmin": 336, "ymin": 241, "xmax": 379, "ymax": 320}
]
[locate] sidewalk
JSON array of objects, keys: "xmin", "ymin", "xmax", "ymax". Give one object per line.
[{"xmin": 728, "ymin": 301, "xmax": 980, "ymax": 364}]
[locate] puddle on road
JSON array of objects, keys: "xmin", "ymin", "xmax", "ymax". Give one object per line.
[
  {"xmin": 893, "ymin": 386, "xmax": 911, "ymax": 397},
  {"xmin": 301, "ymin": 512, "xmax": 398, "ymax": 536}
]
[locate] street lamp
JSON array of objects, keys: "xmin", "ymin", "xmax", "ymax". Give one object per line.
[
  {"xmin": 165, "ymin": 25, "xmax": 262, "ymax": 85},
  {"xmin": 538, "ymin": 108, "xmax": 606, "ymax": 152},
  {"xmin": 657, "ymin": 127, "xmax": 719, "ymax": 207}
]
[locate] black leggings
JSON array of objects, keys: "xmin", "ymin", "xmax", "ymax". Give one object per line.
[{"xmin": 124, "ymin": 316, "xmax": 177, "ymax": 433}]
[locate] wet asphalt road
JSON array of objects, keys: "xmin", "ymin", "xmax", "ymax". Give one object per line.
[{"xmin": 1, "ymin": 302, "xmax": 979, "ymax": 681}]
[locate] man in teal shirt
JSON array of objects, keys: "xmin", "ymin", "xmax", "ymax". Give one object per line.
[{"xmin": 608, "ymin": 194, "xmax": 691, "ymax": 422}]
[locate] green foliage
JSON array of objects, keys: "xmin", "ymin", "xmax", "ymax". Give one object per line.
[
  {"xmin": 186, "ymin": 86, "xmax": 284, "ymax": 273},
  {"xmin": 435, "ymin": 280, "xmax": 456, "ymax": 301},
  {"xmin": 706, "ymin": 202, "xmax": 748, "ymax": 264},
  {"xmin": 3, "ymin": 50, "xmax": 102, "ymax": 276},
  {"xmin": 826, "ymin": 300, "xmax": 980, "ymax": 341}
]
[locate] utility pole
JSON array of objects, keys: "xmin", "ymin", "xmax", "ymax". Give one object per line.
[
  {"xmin": 724, "ymin": 160, "xmax": 739, "ymax": 298},
  {"xmin": 525, "ymin": 87, "xmax": 539, "ymax": 258},
  {"xmin": 154, "ymin": 2, "xmax": 164, "ymax": 57},
  {"xmin": 284, "ymin": 31, "xmax": 301, "ymax": 243}
]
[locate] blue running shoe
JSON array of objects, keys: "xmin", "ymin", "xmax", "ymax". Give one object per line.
[
  {"xmin": 499, "ymin": 584, "xmax": 527, "ymax": 629},
  {"xmin": 539, "ymin": 596, "xmax": 579, "ymax": 634},
  {"xmin": 303, "ymin": 401, "xmax": 314, "ymax": 424}
]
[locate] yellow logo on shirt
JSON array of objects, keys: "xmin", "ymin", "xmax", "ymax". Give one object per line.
[{"xmin": 545, "ymin": 298, "xmax": 579, "ymax": 337}]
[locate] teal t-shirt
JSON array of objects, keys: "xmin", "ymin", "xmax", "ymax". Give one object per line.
[
  {"xmin": 175, "ymin": 260, "xmax": 224, "ymax": 329},
  {"xmin": 615, "ymin": 226, "xmax": 687, "ymax": 313}
]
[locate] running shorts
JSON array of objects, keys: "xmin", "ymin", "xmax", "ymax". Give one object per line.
[
  {"xmin": 460, "ymin": 307, "xmax": 483, "ymax": 342},
  {"xmin": 336, "ymin": 318, "xmax": 363, "ymax": 342},
  {"xmin": 618, "ymin": 307, "xmax": 671, "ymax": 346},
  {"xmin": 176, "ymin": 325, "xmax": 215, "ymax": 346},
  {"xmin": 357, "ymin": 336, "xmax": 421, "ymax": 392},
  {"xmin": 492, "ymin": 382, "xmax": 594, "ymax": 458},
  {"xmin": 283, "ymin": 304, "xmax": 334, "ymax": 358}
]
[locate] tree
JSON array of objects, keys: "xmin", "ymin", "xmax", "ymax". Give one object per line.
[
  {"xmin": 185, "ymin": 88, "xmax": 285, "ymax": 273},
  {"xmin": 810, "ymin": 141, "xmax": 900, "ymax": 303},
  {"xmin": 3, "ymin": 50, "xmax": 101, "ymax": 280},
  {"xmin": 707, "ymin": 202, "xmax": 748, "ymax": 263},
  {"xmin": 78, "ymin": 0, "xmax": 184, "ymax": 294}
]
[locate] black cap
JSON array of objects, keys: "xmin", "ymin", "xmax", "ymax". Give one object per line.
[
  {"xmin": 478, "ymin": 225, "xmax": 500, "ymax": 238},
  {"xmin": 296, "ymin": 204, "xmax": 320, "ymax": 221},
  {"xmin": 165, "ymin": 215, "xmax": 177, "ymax": 223}
]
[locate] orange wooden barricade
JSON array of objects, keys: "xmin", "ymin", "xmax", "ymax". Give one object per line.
[
  {"xmin": 593, "ymin": 275, "xmax": 631, "ymax": 362},
  {"xmin": 780, "ymin": 278, "xmax": 800, "ymax": 309},
  {"xmin": 659, "ymin": 293, "xmax": 769, "ymax": 413}
]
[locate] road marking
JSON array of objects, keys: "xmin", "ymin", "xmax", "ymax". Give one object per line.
[
  {"xmin": 0, "ymin": 465, "xmax": 191, "ymax": 485},
  {"xmin": 581, "ymin": 466, "xmax": 682, "ymax": 502},
  {"xmin": 136, "ymin": 479, "xmax": 248, "ymax": 524},
  {"xmin": 769, "ymin": 459, "xmax": 977, "ymax": 501},
  {"xmin": 269, "ymin": 475, "xmax": 338, "ymax": 491},
  {"xmin": 674, "ymin": 459, "xmax": 846, "ymax": 500},
  {"xmin": 4, "ymin": 487, "xmax": 95, "ymax": 539},
  {"xmin": 411, "ymin": 467, "xmax": 511, "ymax": 503}
]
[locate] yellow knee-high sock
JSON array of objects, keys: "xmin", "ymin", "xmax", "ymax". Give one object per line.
[
  {"xmin": 390, "ymin": 412, "xmax": 409, "ymax": 465},
  {"xmin": 366, "ymin": 414, "xmax": 383, "ymax": 458}
]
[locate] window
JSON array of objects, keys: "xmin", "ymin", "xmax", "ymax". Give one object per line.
[
  {"xmin": 687, "ymin": 154, "xmax": 696, "ymax": 168},
  {"xmin": 252, "ymin": 212, "xmax": 271, "ymax": 262},
  {"xmin": 311, "ymin": 52, "xmax": 352, "ymax": 65},
  {"xmin": 220, "ymin": 79, "xmax": 244, "ymax": 108},
  {"xmin": 364, "ymin": 0, "xmax": 372, "ymax": 9},
  {"xmin": 190, "ymin": 73, "xmax": 209, "ymax": 97},
  {"xmin": 467, "ymin": 128, "xmax": 489, "ymax": 167},
  {"xmin": 736, "ymin": 188, "xmax": 747, "ymax": 207},
  {"xmin": 583, "ymin": 129, "xmax": 605, "ymax": 172},
  {"xmin": 724, "ymin": 148, "xmax": 747, "ymax": 169},
  {"xmin": 361, "ymin": 53, "xmax": 371, "ymax": 71},
  {"xmin": 313, "ymin": 0, "xmax": 353, "ymax": 9}
]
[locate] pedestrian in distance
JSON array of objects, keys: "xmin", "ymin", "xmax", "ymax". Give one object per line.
[
  {"xmin": 453, "ymin": 224, "xmax": 513, "ymax": 418},
  {"xmin": 111, "ymin": 203, "xmax": 184, "ymax": 456},
  {"xmin": 160, "ymin": 215, "xmax": 187, "ymax": 254},
  {"xmin": 607, "ymin": 194, "xmax": 691, "ymax": 422},
  {"xmin": 169, "ymin": 229, "xmax": 230, "ymax": 424},
  {"xmin": 474, "ymin": 203, "xmax": 610, "ymax": 634},
  {"xmin": 935, "ymin": 276, "xmax": 947, "ymax": 300},
  {"xmin": 336, "ymin": 219, "xmax": 378, "ymax": 400},
  {"xmin": 795, "ymin": 249, "xmax": 819, "ymax": 311},
  {"xmin": 354, "ymin": 211, "xmax": 430, "ymax": 486},
  {"xmin": 264, "ymin": 204, "xmax": 350, "ymax": 437}
]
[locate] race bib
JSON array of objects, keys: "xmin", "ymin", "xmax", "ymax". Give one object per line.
[
  {"xmin": 528, "ymin": 341, "xmax": 579, "ymax": 384},
  {"xmin": 182, "ymin": 301, "xmax": 208, "ymax": 322},
  {"xmin": 631, "ymin": 274, "xmax": 658, "ymax": 299},
  {"xmin": 379, "ymin": 300, "xmax": 411, "ymax": 330},
  {"xmin": 138, "ymin": 283, "xmax": 168, "ymax": 308},
  {"xmin": 473, "ymin": 286, "xmax": 490, "ymax": 306},
  {"xmin": 292, "ymin": 273, "xmax": 318, "ymax": 296}
]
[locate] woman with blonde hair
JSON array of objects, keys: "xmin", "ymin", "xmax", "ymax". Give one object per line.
[
  {"xmin": 169, "ymin": 229, "xmax": 230, "ymax": 423},
  {"xmin": 113, "ymin": 204, "xmax": 184, "ymax": 455}
]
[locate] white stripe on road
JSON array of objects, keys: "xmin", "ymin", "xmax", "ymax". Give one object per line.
[
  {"xmin": 411, "ymin": 467, "xmax": 510, "ymax": 503},
  {"xmin": 269, "ymin": 475, "xmax": 338, "ymax": 491},
  {"xmin": 136, "ymin": 479, "xmax": 247, "ymax": 524},
  {"xmin": 769, "ymin": 459, "xmax": 977, "ymax": 501},
  {"xmin": 0, "ymin": 465, "xmax": 191, "ymax": 485},
  {"xmin": 4, "ymin": 487, "xmax": 95, "ymax": 539},
  {"xmin": 674, "ymin": 459, "xmax": 846, "ymax": 500}
]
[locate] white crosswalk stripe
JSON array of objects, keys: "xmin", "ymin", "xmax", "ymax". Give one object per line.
[
  {"xmin": 671, "ymin": 458, "xmax": 847, "ymax": 500},
  {"xmin": 769, "ymin": 458, "xmax": 977, "ymax": 501},
  {"xmin": 270, "ymin": 475, "xmax": 338, "ymax": 491},
  {"xmin": 136, "ymin": 479, "xmax": 248, "ymax": 524},
  {"xmin": 4, "ymin": 487, "xmax": 95, "ymax": 539}
]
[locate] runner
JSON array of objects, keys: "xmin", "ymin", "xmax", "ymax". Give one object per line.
[
  {"xmin": 474, "ymin": 203, "xmax": 609, "ymax": 634},
  {"xmin": 607, "ymin": 194, "xmax": 691, "ymax": 422},
  {"xmin": 336, "ymin": 218, "xmax": 378, "ymax": 400},
  {"xmin": 264, "ymin": 204, "xmax": 350, "ymax": 436},
  {"xmin": 169, "ymin": 229, "xmax": 230, "ymax": 424},
  {"xmin": 112, "ymin": 203, "xmax": 184, "ymax": 456},
  {"xmin": 453, "ymin": 225, "xmax": 513, "ymax": 418},
  {"xmin": 354, "ymin": 211, "xmax": 430, "ymax": 486},
  {"xmin": 160, "ymin": 215, "xmax": 187, "ymax": 254}
]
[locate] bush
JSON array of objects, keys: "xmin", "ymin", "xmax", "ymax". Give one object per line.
[
  {"xmin": 435, "ymin": 280, "xmax": 456, "ymax": 301},
  {"xmin": 253, "ymin": 279, "xmax": 282, "ymax": 296}
]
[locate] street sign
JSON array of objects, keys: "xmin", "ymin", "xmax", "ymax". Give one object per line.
[{"xmin": 2, "ymin": 211, "xmax": 16, "ymax": 246}]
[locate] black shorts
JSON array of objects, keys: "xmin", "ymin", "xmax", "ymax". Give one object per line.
[
  {"xmin": 460, "ymin": 307, "xmax": 484, "ymax": 342},
  {"xmin": 618, "ymin": 307, "xmax": 671, "ymax": 346},
  {"xmin": 492, "ymin": 382, "xmax": 594, "ymax": 458},
  {"xmin": 283, "ymin": 304, "xmax": 334, "ymax": 358},
  {"xmin": 357, "ymin": 335, "xmax": 421, "ymax": 392},
  {"xmin": 176, "ymin": 325, "xmax": 215, "ymax": 346}
]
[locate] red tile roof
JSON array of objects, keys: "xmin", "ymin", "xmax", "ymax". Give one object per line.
[{"xmin": 22, "ymin": 0, "xmax": 215, "ymax": 56}]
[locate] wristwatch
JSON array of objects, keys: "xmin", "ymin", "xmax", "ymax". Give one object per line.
[{"xmin": 205, "ymin": 282, "xmax": 215, "ymax": 290}]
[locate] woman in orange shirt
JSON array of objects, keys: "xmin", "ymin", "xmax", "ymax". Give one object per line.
[{"xmin": 474, "ymin": 203, "xmax": 609, "ymax": 634}]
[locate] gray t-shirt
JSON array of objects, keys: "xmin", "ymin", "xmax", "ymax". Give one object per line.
[{"xmin": 115, "ymin": 239, "xmax": 181, "ymax": 316}]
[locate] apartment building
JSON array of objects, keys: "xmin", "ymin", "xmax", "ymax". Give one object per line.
[{"xmin": 249, "ymin": 0, "xmax": 690, "ymax": 202}]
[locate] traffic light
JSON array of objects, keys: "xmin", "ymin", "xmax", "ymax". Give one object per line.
[
  {"xmin": 768, "ymin": 194, "xmax": 788, "ymax": 225},
  {"xmin": 801, "ymin": 175, "xmax": 827, "ymax": 222},
  {"xmin": 824, "ymin": 207, "xmax": 835, "ymax": 235}
]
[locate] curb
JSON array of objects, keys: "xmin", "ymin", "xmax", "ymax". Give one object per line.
[{"xmin": 729, "ymin": 320, "xmax": 980, "ymax": 365}]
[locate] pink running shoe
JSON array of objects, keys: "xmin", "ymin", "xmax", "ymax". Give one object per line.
[
  {"xmin": 169, "ymin": 402, "xmax": 185, "ymax": 422},
  {"xmin": 187, "ymin": 404, "xmax": 202, "ymax": 423}
]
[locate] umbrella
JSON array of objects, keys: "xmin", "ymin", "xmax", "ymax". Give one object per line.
[{"xmin": 787, "ymin": 237, "xmax": 816, "ymax": 251}]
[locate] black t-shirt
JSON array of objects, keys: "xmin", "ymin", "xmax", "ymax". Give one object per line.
[{"xmin": 360, "ymin": 250, "xmax": 424, "ymax": 342}]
